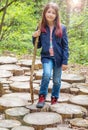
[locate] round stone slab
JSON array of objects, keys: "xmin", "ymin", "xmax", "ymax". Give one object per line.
[
  {"xmin": 11, "ymin": 126, "xmax": 34, "ymax": 130},
  {"xmin": 61, "ymin": 73, "xmax": 86, "ymax": 83},
  {"xmin": 0, "ymin": 70, "xmax": 12, "ymax": 78},
  {"xmin": 50, "ymin": 103, "xmax": 87, "ymax": 118},
  {"xmin": 0, "ymin": 56, "xmax": 17, "ymax": 64},
  {"xmin": 23, "ymin": 112, "xmax": 62, "ymax": 126},
  {"xmin": 0, "ymin": 119, "xmax": 21, "ymax": 128},
  {"xmin": 70, "ymin": 118, "xmax": 88, "ymax": 128},
  {"xmin": 69, "ymin": 95, "xmax": 88, "ymax": 107}
]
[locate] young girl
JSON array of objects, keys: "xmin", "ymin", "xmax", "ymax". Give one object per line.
[{"xmin": 32, "ymin": 2, "xmax": 69, "ymax": 108}]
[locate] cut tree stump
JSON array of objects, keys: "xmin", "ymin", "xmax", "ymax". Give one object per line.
[
  {"xmin": 34, "ymin": 70, "xmax": 43, "ymax": 80},
  {"xmin": 61, "ymin": 73, "xmax": 86, "ymax": 83},
  {"xmin": 70, "ymin": 87, "xmax": 79, "ymax": 95},
  {"xmin": 70, "ymin": 118, "xmax": 88, "ymax": 128},
  {"xmin": 46, "ymin": 93, "xmax": 73, "ymax": 103},
  {"xmin": 0, "ymin": 56, "xmax": 17, "ymax": 64},
  {"xmin": 26, "ymin": 103, "xmax": 50, "ymax": 113},
  {"xmin": 72, "ymin": 83, "xmax": 88, "ymax": 95},
  {"xmin": 69, "ymin": 95, "xmax": 88, "ymax": 108},
  {"xmin": 9, "ymin": 82, "xmax": 30, "ymax": 92},
  {"xmin": 8, "ymin": 76, "xmax": 30, "ymax": 82},
  {"xmin": 11, "ymin": 125, "xmax": 34, "ymax": 130},
  {"xmin": 0, "ymin": 64, "xmax": 22, "ymax": 75},
  {"xmin": 0, "ymin": 128, "xmax": 9, "ymax": 130},
  {"xmin": 57, "ymin": 126, "xmax": 75, "ymax": 130},
  {"xmin": 50, "ymin": 103, "xmax": 87, "ymax": 119},
  {"xmin": 10, "ymin": 81, "xmax": 39, "ymax": 93},
  {"xmin": 0, "ymin": 119, "xmax": 21, "ymax": 129},
  {"xmin": 0, "ymin": 97, "xmax": 28, "ymax": 112},
  {"xmin": 44, "ymin": 128, "xmax": 58, "ymax": 130},
  {"xmin": 48, "ymin": 81, "xmax": 71, "ymax": 93},
  {"xmin": 5, "ymin": 107, "xmax": 29, "ymax": 123},
  {"xmin": 23, "ymin": 112, "xmax": 62, "ymax": 130},
  {"xmin": 2, "ymin": 92, "xmax": 38, "ymax": 102},
  {"xmin": 0, "ymin": 70, "xmax": 13, "ymax": 78},
  {"xmin": 17, "ymin": 59, "xmax": 42, "ymax": 70}
]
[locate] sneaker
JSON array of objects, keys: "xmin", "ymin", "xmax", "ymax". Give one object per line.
[
  {"xmin": 36, "ymin": 95, "xmax": 45, "ymax": 108},
  {"xmin": 51, "ymin": 96, "xmax": 58, "ymax": 105}
]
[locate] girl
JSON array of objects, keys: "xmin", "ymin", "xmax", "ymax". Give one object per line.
[{"xmin": 32, "ymin": 2, "xmax": 69, "ymax": 108}]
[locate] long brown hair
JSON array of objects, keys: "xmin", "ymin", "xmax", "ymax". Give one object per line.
[{"xmin": 40, "ymin": 2, "xmax": 62, "ymax": 37}]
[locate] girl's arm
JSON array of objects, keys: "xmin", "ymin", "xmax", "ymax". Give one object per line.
[
  {"xmin": 61, "ymin": 25, "xmax": 69, "ymax": 70},
  {"xmin": 32, "ymin": 30, "xmax": 41, "ymax": 48}
]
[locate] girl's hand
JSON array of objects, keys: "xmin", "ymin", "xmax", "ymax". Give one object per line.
[
  {"xmin": 62, "ymin": 64, "xmax": 68, "ymax": 71},
  {"xmin": 33, "ymin": 30, "xmax": 41, "ymax": 37}
]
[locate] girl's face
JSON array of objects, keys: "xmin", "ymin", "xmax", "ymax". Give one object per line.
[{"xmin": 45, "ymin": 7, "xmax": 56, "ymax": 24}]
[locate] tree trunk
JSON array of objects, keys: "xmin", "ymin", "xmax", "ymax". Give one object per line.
[{"xmin": 0, "ymin": 0, "xmax": 9, "ymax": 40}]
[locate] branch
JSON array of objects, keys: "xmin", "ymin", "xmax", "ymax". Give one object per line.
[{"xmin": 0, "ymin": 0, "xmax": 18, "ymax": 12}]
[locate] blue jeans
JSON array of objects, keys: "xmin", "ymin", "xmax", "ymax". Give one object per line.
[{"xmin": 39, "ymin": 59, "xmax": 62, "ymax": 98}]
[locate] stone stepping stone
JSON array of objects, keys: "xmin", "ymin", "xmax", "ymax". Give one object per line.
[
  {"xmin": 0, "ymin": 97, "xmax": 28, "ymax": 112},
  {"xmin": 0, "ymin": 128, "xmax": 9, "ymax": 130},
  {"xmin": 70, "ymin": 118, "xmax": 88, "ymax": 128},
  {"xmin": 0, "ymin": 56, "xmax": 17, "ymax": 64},
  {"xmin": 0, "ymin": 119, "xmax": 21, "ymax": 128},
  {"xmin": 9, "ymin": 82, "xmax": 39, "ymax": 92},
  {"xmin": 50, "ymin": 103, "xmax": 87, "ymax": 119},
  {"xmin": 46, "ymin": 93, "xmax": 73, "ymax": 103},
  {"xmin": 5, "ymin": 107, "xmax": 29, "ymax": 123},
  {"xmin": 11, "ymin": 126, "xmax": 34, "ymax": 130},
  {"xmin": 26, "ymin": 103, "xmax": 50, "ymax": 113},
  {"xmin": 2, "ymin": 92, "xmax": 38, "ymax": 102},
  {"xmin": 69, "ymin": 95, "xmax": 88, "ymax": 108},
  {"xmin": 23, "ymin": 112, "xmax": 62, "ymax": 129},
  {"xmin": 0, "ymin": 70, "xmax": 13, "ymax": 78},
  {"xmin": 61, "ymin": 73, "xmax": 86, "ymax": 83},
  {"xmin": 9, "ymin": 76, "xmax": 30, "ymax": 82}
]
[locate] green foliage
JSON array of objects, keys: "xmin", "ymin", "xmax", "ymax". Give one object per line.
[
  {"xmin": 68, "ymin": 7, "xmax": 88, "ymax": 65},
  {"xmin": 0, "ymin": 0, "xmax": 88, "ymax": 65}
]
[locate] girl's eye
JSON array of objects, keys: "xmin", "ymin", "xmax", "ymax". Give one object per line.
[{"xmin": 47, "ymin": 11, "xmax": 55, "ymax": 14}]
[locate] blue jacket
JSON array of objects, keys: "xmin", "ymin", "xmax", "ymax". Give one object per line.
[{"xmin": 33, "ymin": 24, "xmax": 69, "ymax": 67}]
